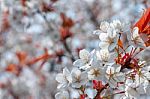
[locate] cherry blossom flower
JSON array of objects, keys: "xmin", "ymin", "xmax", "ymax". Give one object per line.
[
  {"xmin": 123, "ymin": 73, "xmax": 150, "ymax": 98},
  {"xmin": 88, "ymin": 67, "xmax": 105, "ymax": 80},
  {"xmin": 110, "ymin": 20, "xmax": 123, "ymax": 33},
  {"xmin": 54, "ymin": 8, "xmax": 150, "ymax": 99},
  {"xmin": 99, "ymin": 36, "xmax": 118, "ymax": 51},
  {"xmin": 73, "ymin": 49, "xmax": 94, "ymax": 70},
  {"xmin": 71, "ymin": 68, "xmax": 88, "ymax": 88},
  {"xmin": 95, "ymin": 20, "xmax": 123, "ymax": 51},
  {"xmin": 124, "ymin": 76, "xmax": 149, "ymax": 98},
  {"xmin": 1, "ymin": 0, "xmax": 150, "ymax": 99},
  {"xmin": 93, "ymin": 21, "xmax": 109, "ymax": 35},
  {"xmin": 106, "ymin": 64, "xmax": 125, "ymax": 88},
  {"xmin": 99, "ymin": 27, "xmax": 118, "ymax": 51},
  {"xmin": 96, "ymin": 49, "xmax": 110, "ymax": 62},
  {"xmin": 100, "ymin": 21, "xmax": 110, "ymax": 33},
  {"xmin": 56, "ymin": 67, "xmax": 72, "ymax": 89}
]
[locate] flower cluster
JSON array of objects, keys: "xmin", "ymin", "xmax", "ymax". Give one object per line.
[
  {"xmin": 0, "ymin": 0, "xmax": 149, "ymax": 98},
  {"xmin": 55, "ymin": 8, "xmax": 150, "ymax": 99}
]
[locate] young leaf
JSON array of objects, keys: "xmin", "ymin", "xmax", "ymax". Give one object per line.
[
  {"xmin": 118, "ymin": 39, "xmax": 123, "ymax": 49},
  {"xmin": 134, "ymin": 8, "xmax": 150, "ymax": 33}
]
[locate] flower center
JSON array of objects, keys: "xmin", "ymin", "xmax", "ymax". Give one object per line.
[{"xmin": 93, "ymin": 69, "xmax": 101, "ymax": 77}]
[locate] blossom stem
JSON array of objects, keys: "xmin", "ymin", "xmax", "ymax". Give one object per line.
[
  {"xmin": 63, "ymin": 40, "xmax": 75, "ymax": 61},
  {"xmin": 94, "ymin": 83, "xmax": 109, "ymax": 99}
]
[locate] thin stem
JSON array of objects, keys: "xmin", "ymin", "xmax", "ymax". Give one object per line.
[{"xmin": 63, "ymin": 40, "xmax": 75, "ymax": 62}]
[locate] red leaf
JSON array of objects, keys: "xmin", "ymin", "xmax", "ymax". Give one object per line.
[
  {"xmin": 5, "ymin": 64, "xmax": 19, "ymax": 75},
  {"xmin": 80, "ymin": 94, "xmax": 87, "ymax": 99},
  {"xmin": 21, "ymin": 0, "xmax": 26, "ymax": 7},
  {"xmin": 41, "ymin": 2, "xmax": 55, "ymax": 12},
  {"xmin": 118, "ymin": 39, "xmax": 123, "ymax": 49},
  {"xmin": 60, "ymin": 13, "xmax": 74, "ymax": 28},
  {"xmin": 27, "ymin": 49, "xmax": 53, "ymax": 65},
  {"xmin": 134, "ymin": 8, "xmax": 150, "ymax": 33},
  {"xmin": 134, "ymin": 8, "xmax": 150, "ymax": 46},
  {"xmin": 16, "ymin": 51, "xmax": 27, "ymax": 65},
  {"xmin": 92, "ymin": 80, "xmax": 104, "ymax": 90},
  {"xmin": 59, "ymin": 27, "xmax": 72, "ymax": 41},
  {"xmin": 0, "ymin": 10, "xmax": 10, "ymax": 33}
]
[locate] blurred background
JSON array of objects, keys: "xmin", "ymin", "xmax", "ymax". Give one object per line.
[{"xmin": 0, "ymin": 0, "xmax": 149, "ymax": 99}]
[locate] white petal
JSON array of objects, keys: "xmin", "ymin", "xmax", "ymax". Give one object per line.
[
  {"xmin": 100, "ymin": 49, "xmax": 110, "ymax": 62},
  {"xmin": 73, "ymin": 59, "xmax": 86, "ymax": 67},
  {"xmin": 63, "ymin": 67, "xmax": 70, "ymax": 76},
  {"xmin": 56, "ymin": 74, "xmax": 66, "ymax": 83},
  {"xmin": 96, "ymin": 51, "xmax": 102, "ymax": 60},
  {"xmin": 99, "ymin": 33, "xmax": 108, "ymax": 41},
  {"xmin": 57, "ymin": 83, "xmax": 65, "ymax": 89},
  {"xmin": 79, "ymin": 64, "xmax": 91, "ymax": 70},
  {"xmin": 106, "ymin": 66, "xmax": 115, "ymax": 74},
  {"xmin": 71, "ymin": 68, "xmax": 81, "ymax": 77},
  {"xmin": 55, "ymin": 92, "xmax": 61, "ymax": 99},
  {"xmin": 108, "ymin": 79, "xmax": 117, "ymax": 88},
  {"xmin": 108, "ymin": 42, "xmax": 117, "ymax": 51},
  {"xmin": 100, "ymin": 21, "xmax": 110, "ymax": 32},
  {"xmin": 63, "ymin": 68, "xmax": 72, "ymax": 83},
  {"xmin": 107, "ymin": 28, "xmax": 117, "ymax": 39},
  {"xmin": 132, "ymin": 27, "xmax": 139, "ymax": 39},
  {"xmin": 85, "ymin": 88, "xmax": 97, "ymax": 98},
  {"xmin": 125, "ymin": 86, "xmax": 139, "ymax": 98},
  {"xmin": 114, "ymin": 73, "xmax": 125, "ymax": 82},
  {"xmin": 115, "ymin": 66, "xmax": 121, "ymax": 73},
  {"xmin": 99, "ymin": 42, "xmax": 109, "ymax": 49},
  {"xmin": 93, "ymin": 30, "xmax": 102, "ymax": 35},
  {"xmin": 71, "ymin": 82, "xmax": 81, "ymax": 88},
  {"xmin": 55, "ymin": 91, "xmax": 69, "ymax": 99},
  {"xmin": 111, "ymin": 20, "xmax": 122, "ymax": 31},
  {"xmin": 96, "ymin": 49, "xmax": 110, "ymax": 62},
  {"xmin": 79, "ymin": 49, "xmax": 90, "ymax": 60},
  {"xmin": 136, "ymin": 85, "xmax": 146, "ymax": 94},
  {"xmin": 80, "ymin": 72, "xmax": 88, "ymax": 84}
]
